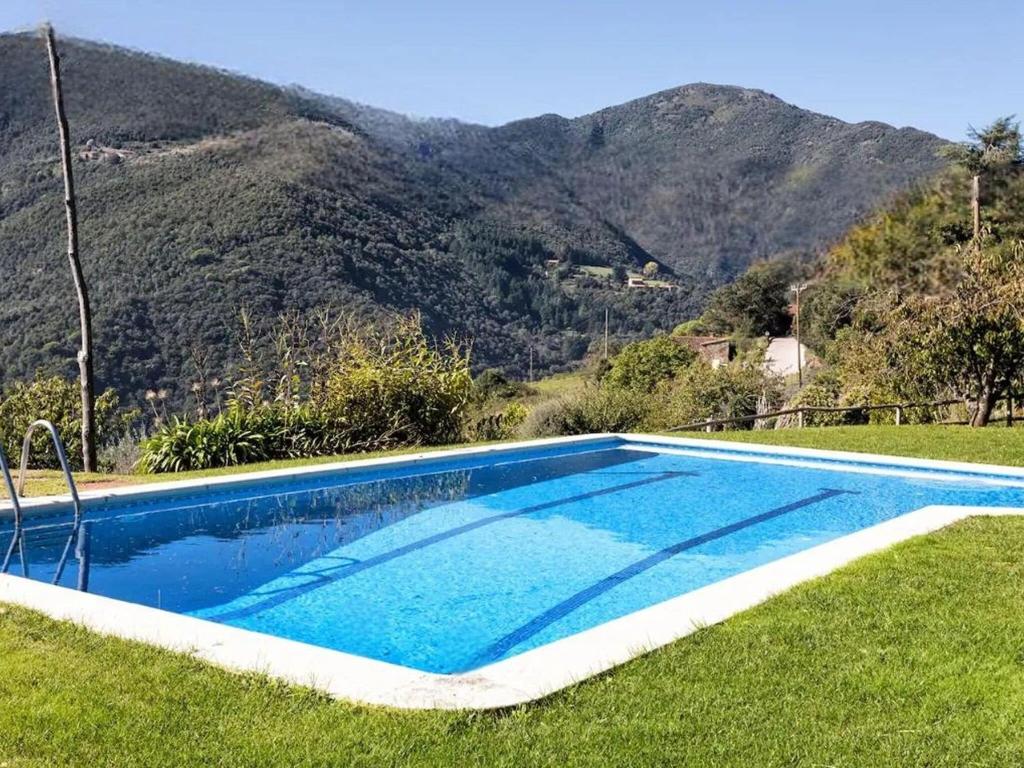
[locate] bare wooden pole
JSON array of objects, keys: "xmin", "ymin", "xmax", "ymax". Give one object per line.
[
  {"xmin": 971, "ymin": 174, "xmax": 981, "ymax": 239},
  {"xmin": 44, "ymin": 23, "xmax": 97, "ymax": 471},
  {"xmin": 795, "ymin": 283, "xmax": 803, "ymax": 387}
]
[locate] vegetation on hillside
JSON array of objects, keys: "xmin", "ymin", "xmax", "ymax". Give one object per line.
[
  {"xmin": 0, "ymin": 33, "xmax": 947, "ymax": 409},
  {"xmin": 793, "ymin": 118, "xmax": 1024, "ymax": 426}
]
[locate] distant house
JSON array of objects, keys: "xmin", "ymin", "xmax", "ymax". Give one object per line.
[
  {"xmin": 674, "ymin": 336, "xmax": 734, "ymax": 368},
  {"xmin": 763, "ymin": 337, "xmax": 815, "ymax": 377},
  {"xmin": 627, "ymin": 275, "xmax": 675, "ymax": 290}
]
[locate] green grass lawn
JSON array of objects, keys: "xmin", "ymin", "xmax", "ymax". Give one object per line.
[
  {"xmin": 3, "ymin": 425, "xmax": 1024, "ymax": 765},
  {"xmin": 680, "ymin": 424, "xmax": 1024, "ymax": 467},
  {"xmin": 527, "ymin": 371, "xmax": 589, "ymax": 398}
]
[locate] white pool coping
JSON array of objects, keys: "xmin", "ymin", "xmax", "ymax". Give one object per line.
[{"xmin": 1, "ymin": 432, "xmax": 1023, "ymax": 709}]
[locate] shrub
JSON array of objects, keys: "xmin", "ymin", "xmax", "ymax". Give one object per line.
[
  {"xmin": 518, "ymin": 386, "xmax": 650, "ymax": 438},
  {"xmin": 316, "ymin": 321, "xmax": 471, "ymax": 448},
  {"xmin": 0, "ymin": 375, "xmax": 127, "ymax": 471},
  {"xmin": 659, "ymin": 361, "xmax": 781, "ymax": 430},
  {"xmin": 136, "ymin": 411, "xmax": 269, "ymax": 473},
  {"xmin": 672, "ymin": 318, "xmax": 708, "ymax": 336},
  {"xmin": 776, "ymin": 375, "xmax": 859, "ymax": 428},
  {"xmin": 604, "ymin": 335, "xmax": 695, "ymax": 392},
  {"xmin": 472, "ymin": 369, "xmax": 526, "ymax": 402},
  {"xmin": 138, "ymin": 313, "xmax": 473, "ymax": 472},
  {"xmin": 470, "ymin": 402, "xmax": 529, "ymax": 441}
]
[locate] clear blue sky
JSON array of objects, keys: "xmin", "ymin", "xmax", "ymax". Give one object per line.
[{"xmin": 2, "ymin": 0, "xmax": 1022, "ymax": 140}]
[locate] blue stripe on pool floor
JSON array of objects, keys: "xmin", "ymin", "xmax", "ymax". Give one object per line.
[
  {"xmin": 206, "ymin": 468, "xmax": 697, "ymax": 623},
  {"xmin": 466, "ymin": 486, "xmax": 855, "ymax": 669}
]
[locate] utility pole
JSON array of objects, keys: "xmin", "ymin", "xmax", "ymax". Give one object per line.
[
  {"xmin": 791, "ymin": 282, "xmax": 804, "ymax": 388},
  {"xmin": 44, "ymin": 23, "xmax": 97, "ymax": 471},
  {"xmin": 971, "ymin": 174, "xmax": 981, "ymax": 240}
]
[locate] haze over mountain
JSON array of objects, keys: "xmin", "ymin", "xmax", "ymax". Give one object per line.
[{"xmin": 0, "ymin": 33, "xmax": 948, "ymax": 405}]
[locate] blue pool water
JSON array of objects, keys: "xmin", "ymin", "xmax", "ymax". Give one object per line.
[{"xmin": 3, "ymin": 438, "xmax": 1024, "ymax": 673}]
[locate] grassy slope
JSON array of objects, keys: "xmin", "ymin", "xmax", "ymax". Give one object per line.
[{"xmin": 2, "ymin": 425, "xmax": 1024, "ymax": 765}]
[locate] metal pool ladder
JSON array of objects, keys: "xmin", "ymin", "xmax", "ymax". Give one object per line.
[
  {"xmin": 0, "ymin": 443, "xmax": 26, "ymax": 575},
  {"xmin": 1, "ymin": 420, "xmax": 84, "ymax": 582}
]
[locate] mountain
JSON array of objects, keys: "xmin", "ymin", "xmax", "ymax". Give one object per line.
[{"xmin": 0, "ymin": 33, "xmax": 948, "ymax": 406}]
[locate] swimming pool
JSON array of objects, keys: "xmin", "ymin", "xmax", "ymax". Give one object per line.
[{"xmin": 2, "ymin": 434, "xmax": 1023, "ymax": 707}]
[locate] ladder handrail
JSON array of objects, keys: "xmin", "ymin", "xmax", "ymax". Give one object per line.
[
  {"xmin": 17, "ymin": 419, "xmax": 82, "ymax": 522},
  {"xmin": 0, "ymin": 446, "xmax": 22, "ymax": 522},
  {"xmin": 0, "ymin": 445, "xmax": 26, "ymax": 575}
]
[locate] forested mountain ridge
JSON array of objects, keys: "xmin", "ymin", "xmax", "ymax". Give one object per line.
[{"xmin": 0, "ymin": 33, "xmax": 947, "ymax": 406}]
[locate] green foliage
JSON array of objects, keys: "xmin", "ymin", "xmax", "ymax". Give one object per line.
[
  {"xmin": 138, "ymin": 313, "xmax": 472, "ymax": 472},
  {"xmin": 779, "ymin": 374, "xmax": 860, "ymax": 427},
  {"xmin": 827, "ymin": 159, "xmax": 1024, "ymax": 295},
  {"xmin": 901, "ymin": 239, "xmax": 1024, "ymax": 425},
  {"xmin": 604, "ymin": 335, "xmax": 695, "ymax": 392},
  {"xmin": 702, "ymin": 260, "xmax": 799, "ymax": 337},
  {"xmin": 823, "ymin": 239, "xmax": 1024, "ymax": 426},
  {"xmin": 827, "ymin": 184, "xmax": 967, "ymax": 293},
  {"xmin": 471, "ymin": 369, "xmax": 527, "ymax": 402},
  {"xmin": 658, "ymin": 360, "xmax": 782, "ymax": 429},
  {"xmin": 469, "ymin": 402, "xmax": 529, "ymax": 442},
  {"xmin": 0, "ymin": 375, "xmax": 126, "ymax": 470},
  {"xmin": 519, "ymin": 386, "xmax": 650, "ymax": 438},
  {"xmin": 671, "ymin": 318, "xmax": 709, "ymax": 336},
  {"xmin": 940, "ymin": 117, "xmax": 1022, "ymax": 175},
  {"xmin": 136, "ymin": 411, "xmax": 268, "ymax": 473},
  {"xmin": 799, "ymin": 280, "xmax": 864, "ymax": 352}
]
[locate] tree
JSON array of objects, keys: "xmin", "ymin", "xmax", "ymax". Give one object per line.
[
  {"xmin": 703, "ymin": 260, "xmax": 797, "ymax": 337},
  {"xmin": 604, "ymin": 335, "xmax": 695, "ymax": 392},
  {"xmin": 800, "ymin": 280, "xmax": 864, "ymax": 352},
  {"xmin": 642, "ymin": 261, "xmax": 659, "ymax": 278},
  {"xmin": 922, "ymin": 239, "xmax": 1024, "ymax": 425},
  {"xmin": 43, "ymin": 24, "xmax": 98, "ymax": 471},
  {"xmin": 941, "ymin": 117, "xmax": 1022, "ymax": 239},
  {"xmin": 833, "ymin": 240, "xmax": 1024, "ymax": 427}
]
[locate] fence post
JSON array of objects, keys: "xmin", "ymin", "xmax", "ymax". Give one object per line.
[
  {"xmin": 705, "ymin": 423, "xmax": 713, "ymax": 433},
  {"xmin": 1007, "ymin": 394, "xmax": 1014, "ymax": 427},
  {"xmin": 797, "ymin": 409, "xmax": 805, "ymax": 429},
  {"xmin": 895, "ymin": 405, "xmax": 903, "ymax": 426}
]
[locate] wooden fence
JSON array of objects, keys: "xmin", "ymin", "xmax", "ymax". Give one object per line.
[{"xmin": 668, "ymin": 397, "xmax": 1015, "ymax": 433}]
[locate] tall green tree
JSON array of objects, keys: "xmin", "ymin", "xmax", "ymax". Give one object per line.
[
  {"xmin": 833, "ymin": 239, "xmax": 1024, "ymax": 426},
  {"xmin": 703, "ymin": 260, "xmax": 798, "ymax": 337},
  {"xmin": 941, "ymin": 117, "xmax": 1022, "ymax": 239},
  {"xmin": 604, "ymin": 335, "xmax": 695, "ymax": 392}
]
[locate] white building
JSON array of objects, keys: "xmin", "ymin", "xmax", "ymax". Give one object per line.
[{"xmin": 763, "ymin": 337, "xmax": 814, "ymax": 378}]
